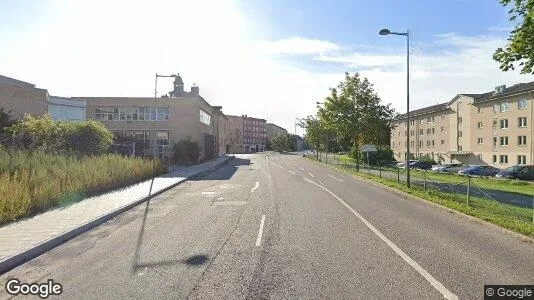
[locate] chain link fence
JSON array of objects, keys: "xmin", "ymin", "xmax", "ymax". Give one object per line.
[{"xmin": 310, "ymin": 151, "xmax": 534, "ymax": 229}]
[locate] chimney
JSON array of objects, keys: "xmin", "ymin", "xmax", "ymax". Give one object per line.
[{"xmin": 191, "ymin": 84, "xmax": 199, "ymax": 95}]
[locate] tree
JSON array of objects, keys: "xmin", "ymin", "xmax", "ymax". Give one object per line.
[
  {"xmin": 173, "ymin": 137, "xmax": 200, "ymax": 164},
  {"xmin": 270, "ymin": 132, "xmax": 292, "ymax": 152},
  {"xmin": 493, "ymin": 0, "xmax": 534, "ymax": 74},
  {"xmin": 299, "ymin": 116, "xmax": 327, "ymax": 159},
  {"xmin": 317, "ymin": 72, "xmax": 395, "ymax": 170}
]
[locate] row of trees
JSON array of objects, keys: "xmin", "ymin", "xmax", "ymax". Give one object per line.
[
  {"xmin": 299, "ymin": 72, "xmax": 396, "ymax": 169},
  {"xmin": 268, "ymin": 132, "xmax": 298, "ymax": 152}
]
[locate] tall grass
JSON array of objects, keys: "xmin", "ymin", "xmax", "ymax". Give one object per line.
[{"xmin": 0, "ymin": 150, "xmax": 167, "ymax": 225}]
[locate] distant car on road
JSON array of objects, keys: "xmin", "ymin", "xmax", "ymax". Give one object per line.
[
  {"xmin": 432, "ymin": 163, "xmax": 467, "ymax": 174},
  {"xmin": 496, "ymin": 165, "xmax": 534, "ymax": 181},
  {"xmin": 458, "ymin": 165, "xmax": 500, "ymax": 177}
]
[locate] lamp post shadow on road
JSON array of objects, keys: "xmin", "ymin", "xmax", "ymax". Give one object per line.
[{"xmin": 379, "ymin": 28, "xmax": 411, "ymax": 188}]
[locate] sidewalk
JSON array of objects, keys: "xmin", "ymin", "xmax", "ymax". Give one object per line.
[{"xmin": 0, "ymin": 155, "xmax": 230, "ymax": 274}]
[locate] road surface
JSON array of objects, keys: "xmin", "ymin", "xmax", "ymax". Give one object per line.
[{"xmin": 1, "ymin": 152, "xmax": 533, "ymax": 299}]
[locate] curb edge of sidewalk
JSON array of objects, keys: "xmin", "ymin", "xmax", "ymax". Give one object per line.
[
  {"xmin": 0, "ymin": 157, "xmax": 230, "ymax": 275},
  {"xmin": 307, "ymin": 158, "xmax": 534, "ymax": 244}
]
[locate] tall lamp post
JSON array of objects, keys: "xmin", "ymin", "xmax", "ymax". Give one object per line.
[
  {"xmin": 316, "ymin": 101, "xmax": 329, "ymax": 164},
  {"xmin": 153, "ymin": 73, "xmax": 178, "ymax": 176},
  {"xmin": 379, "ymin": 28, "xmax": 411, "ymax": 188}
]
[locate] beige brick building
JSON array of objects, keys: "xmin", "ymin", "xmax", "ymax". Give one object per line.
[
  {"xmin": 391, "ymin": 82, "xmax": 534, "ymax": 168},
  {"xmin": 0, "ymin": 75, "xmax": 48, "ymax": 119}
]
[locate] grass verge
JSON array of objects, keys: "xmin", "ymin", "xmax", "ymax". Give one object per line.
[
  {"xmin": 307, "ymin": 157, "xmax": 534, "ymax": 237},
  {"xmin": 0, "ymin": 150, "xmax": 167, "ymax": 225}
]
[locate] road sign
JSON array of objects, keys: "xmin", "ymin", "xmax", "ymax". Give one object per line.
[{"xmin": 360, "ymin": 144, "xmax": 377, "ymax": 152}]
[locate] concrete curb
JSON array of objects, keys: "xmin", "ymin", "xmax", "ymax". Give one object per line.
[
  {"xmin": 307, "ymin": 158, "xmax": 534, "ymax": 244},
  {"xmin": 0, "ymin": 157, "xmax": 230, "ymax": 274}
]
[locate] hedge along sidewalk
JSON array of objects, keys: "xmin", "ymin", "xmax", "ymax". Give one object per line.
[{"xmin": 0, "ymin": 155, "xmax": 230, "ymax": 274}]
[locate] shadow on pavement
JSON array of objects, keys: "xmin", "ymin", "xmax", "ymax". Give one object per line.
[{"xmin": 189, "ymin": 157, "xmax": 251, "ymax": 181}]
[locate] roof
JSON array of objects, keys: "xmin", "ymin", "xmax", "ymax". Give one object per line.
[
  {"xmin": 0, "ymin": 74, "xmax": 35, "ymax": 88},
  {"xmin": 393, "ymin": 102, "xmax": 450, "ymax": 120},
  {"xmin": 461, "ymin": 81, "xmax": 534, "ymax": 103}
]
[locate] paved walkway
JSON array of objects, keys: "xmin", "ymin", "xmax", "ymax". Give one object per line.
[{"xmin": 0, "ymin": 156, "xmax": 230, "ymax": 272}]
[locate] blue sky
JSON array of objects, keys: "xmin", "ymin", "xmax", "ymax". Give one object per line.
[{"xmin": 0, "ymin": 0, "xmax": 532, "ymax": 133}]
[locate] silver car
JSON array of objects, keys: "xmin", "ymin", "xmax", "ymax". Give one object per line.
[{"xmin": 432, "ymin": 163, "xmax": 467, "ymax": 173}]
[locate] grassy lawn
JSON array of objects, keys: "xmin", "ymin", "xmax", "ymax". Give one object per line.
[
  {"xmin": 307, "ymin": 157, "xmax": 534, "ymax": 237},
  {"xmin": 0, "ymin": 150, "xmax": 167, "ymax": 225}
]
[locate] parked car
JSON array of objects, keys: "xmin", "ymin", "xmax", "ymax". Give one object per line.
[
  {"xmin": 432, "ymin": 163, "xmax": 467, "ymax": 174},
  {"xmin": 496, "ymin": 165, "xmax": 534, "ymax": 181},
  {"xmin": 458, "ymin": 165, "xmax": 500, "ymax": 177},
  {"xmin": 397, "ymin": 160, "xmax": 418, "ymax": 169},
  {"xmin": 411, "ymin": 161, "xmax": 433, "ymax": 170}
]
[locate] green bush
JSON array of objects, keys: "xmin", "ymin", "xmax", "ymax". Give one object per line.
[
  {"xmin": 0, "ymin": 150, "xmax": 167, "ymax": 225},
  {"xmin": 173, "ymin": 137, "xmax": 200, "ymax": 164},
  {"xmin": 7, "ymin": 114, "xmax": 113, "ymax": 155}
]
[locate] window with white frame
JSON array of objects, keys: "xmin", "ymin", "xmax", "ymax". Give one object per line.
[
  {"xmin": 419, "ymin": 141, "xmax": 423, "ymax": 147},
  {"xmin": 499, "ymin": 155, "xmax": 508, "ymax": 164},
  {"xmin": 500, "ymin": 102, "xmax": 509, "ymax": 112},
  {"xmin": 427, "ymin": 128, "xmax": 431, "ymax": 135},
  {"xmin": 427, "ymin": 140, "xmax": 431, "ymax": 147},
  {"xmin": 477, "ymin": 154, "xmax": 482, "ymax": 160},
  {"xmin": 518, "ymin": 117, "xmax": 527, "ymax": 127},
  {"xmin": 419, "ymin": 129, "xmax": 424, "ymax": 136},
  {"xmin": 199, "ymin": 109, "xmax": 211, "ymax": 126},
  {"xmin": 518, "ymin": 135, "xmax": 527, "ymax": 146},
  {"xmin": 500, "ymin": 136, "xmax": 509, "ymax": 146},
  {"xmin": 492, "ymin": 155, "xmax": 497, "ymax": 164},
  {"xmin": 493, "ymin": 104, "xmax": 499, "ymax": 113},
  {"xmin": 500, "ymin": 119, "xmax": 508, "ymax": 129},
  {"xmin": 518, "ymin": 99, "xmax": 527, "ymax": 110},
  {"xmin": 477, "ymin": 138, "xmax": 483, "ymax": 144},
  {"xmin": 517, "ymin": 155, "xmax": 527, "ymax": 165},
  {"xmin": 477, "ymin": 122, "xmax": 483, "ymax": 128}
]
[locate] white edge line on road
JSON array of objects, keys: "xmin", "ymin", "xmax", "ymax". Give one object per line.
[
  {"xmin": 255, "ymin": 215, "xmax": 266, "ymax": 246},
  {"xmin": 279, "ymin": 165, "xmax": 284, "ymax": 169},
  {"xmin": 328, "ymin": 174, "xmax": 344, "ymax": 182},
  {"xmin": 251, "ymin": 181, "xmax": 260, "ymax": 193},
  {"xmin": 304, "ymin": 178, "xmax": 458, "ymax": 300},
  {"xmin": 299, "ymin": 167, "xmax": 305, "ymax": 171},
  {"xmin": 307, "ymin": 172, "xmax": 315, "ymax": 178},
  {"xmin": 288, "ymin": 171, "xmax": 296, "ymax": 175}
]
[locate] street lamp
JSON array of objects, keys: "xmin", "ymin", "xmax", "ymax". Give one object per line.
[
  {"xmin": 379, "ymin": 27, "xmax": 411, "ymax": 188},
  {"xmin": 315, "ymin": 101, "xmax": 330, "ymax": 164},
  {"xmin": 153, "ymin": 73, "xmax": 178, "ymax": 177}
]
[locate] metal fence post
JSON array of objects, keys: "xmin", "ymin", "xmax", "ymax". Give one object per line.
[
  {"xmin": 397, "ymin": 167, "xmax": 400, "ymax": 183},
  {"xmin": 423, "ymin": 170, "xmax": 426, "ymax": 191},
  {"xmin": 466, "ymin": 177, "xmax": 471, "ymax": 206},
  {"xmin": 379, "ymin": 164, "xmax": 382, "ymax": 178}
]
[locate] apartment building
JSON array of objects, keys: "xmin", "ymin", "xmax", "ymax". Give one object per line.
[
  {"xmin": 227, "ymin": 115, "xmax": 267, "ymax": 153},
  {"xmin": 79, "ymin": 79, "xmax": 228, "ymax": 162},
  {"xmin": 266, "ymin": 123, "xmax": 288, "ymax": 140},
  {"xmin": 391, "ymin": 81, "xmax": 534, "ymax": 168}
]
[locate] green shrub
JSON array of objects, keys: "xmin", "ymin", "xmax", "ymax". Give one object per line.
[
  {"xmin": 6, "ymin": 114, "xmax": 114, "ymax": 155},
  {"xmin": 173, "ymin": 137, "xmax": 200, "ymax": 164},
  {"xmin": 0, "ymin": 150, "xmax": 166, "ymax": 225}
]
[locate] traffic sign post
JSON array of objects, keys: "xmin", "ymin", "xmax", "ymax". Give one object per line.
[{"xmin": 361, "ymin": 145, "xmax": 377, "ymax": 172}]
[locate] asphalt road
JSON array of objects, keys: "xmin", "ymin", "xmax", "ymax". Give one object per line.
[{"xmin": 1, "ymin": 152, "xmax": 533, "ymax": 299}]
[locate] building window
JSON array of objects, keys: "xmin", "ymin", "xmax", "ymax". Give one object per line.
[
  {"xmin": 199, "ymin": 109, "xmax": 211, "ymax": 125},
  {"xmin": 458, "ymin": 145, "xmax": 463, "ymax": 151},
  {"xmin": 458, "ymin": 117, "xmax": 463, "ymax": 124},
  {"xmin": 427, "ymin": 116, "xmax": 431, "ymax": 123},
  {"xmin": 518, "ymin": 135, "xmax": 527, "ymax": 146},
  {"xmin": 477, "ymin": 138, "xmax": 483, "ymax": 144},
  {"xmin": 126, "ymin": 130, "xmax": 151, "ymax": 150},
  {"xmin": 493, "ymin": 137, "xmax": 498, "ymax": 146},
  {"xmin": 500, "ymin": 102, "xmax": 509, "ymax": 112},
  {"xmin": 477, "ymin": 122, "xmax": 483, "ymax": 128},
  {"xmin": 440, "ymin": 127, "xmax": 444, "ymax": 132},
  {"xmin": 518, "ymin": 155, "xmax": 527, "ymax": 165},
  {"xmin": 410, "ymin": 120, "xmax": 415, "ymax": 125},
  {"xmin": 493, "ymin": 120, "xmax": 498, "ymax": 129},
  {"xmin": 419, "ymin": 141, "xmax": 423, "ymax": 147},
  {"xmin": 500, "ymin": 136, "xmax": 509, "ymax": 146},
  {"xmin": 427, "ymin": 128, "xmax": 431, "ymax": 135},
  {"xmin": 500, "ymin": 119, "xmax": 508, "ymax": 129},
  {"xmin": 492, "ymin": 155, "xmax": 497, "ymax": 164},
  {"xmin": 410, "ymin": 130, "xmax": 414, "ymax": 136},
  {"xmin": 477, "ymin": 154, "xmax": 482, "ymax": 160},
  {"xmin": 493, "ymin": 104, "xmax": 499, "ymax": 113},
  {"xmin": 156, "ymin": 107, "xmax": 169, "ymax": 121},
  {"xmin": 441, "ymin": 140, "xmax": 445, "ymax": 145},
  {"xmin": 518, "ymin": 99, "xmax": 527, "ymax": 110},
  {"xmin": 458, "ymin": 131, "xmax": 463, "ymax": 137},
  {"xmin": 431, "ymin": 140, "xmax": 435, "ymax": 146},
  {"xmin": 499, "ymin": 155, "xmax": 508, "ymax": 164},
  {"xmin": 419, "ymin": 129, "xmax": 424, "ymax": 136},
  {"xmin": 419, "ymin": 119, "xmax": 424, "ymax": 124},
  {"xmin": 518, "ymin": 117, "xmax": 527, "ymax": 127},
  {"xmin": 477, "ymin": 107, "xmax": 482, "ymax": 114}
]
